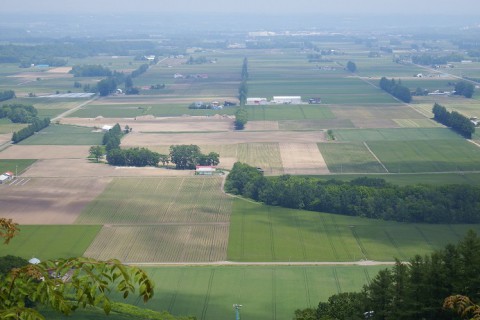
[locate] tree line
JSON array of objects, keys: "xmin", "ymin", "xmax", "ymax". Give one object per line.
[
  {"xmin": 294, "ymin": 230, "xmax": 480, "ymax": 320},
  {"xmin": 0, "ymin": 90, "xmax": 15, "ymax": 102},
  {"xmin": 235, "ymin": 57, "xmax": 249, "ymax": 129},
  {"xmin": 379, "ymin": 77, "xmax": 412, "ymax": 103},
  {"xmin": 432, "ymin": 103, "xmax": 475, "ymax": 138},
  {"xmin": 225, "ymin": 162, "xmax": 480, "ymax": 224},
  {"xmin": 11, "ymin": 118, "xmax": 50, "ymax": 143}
]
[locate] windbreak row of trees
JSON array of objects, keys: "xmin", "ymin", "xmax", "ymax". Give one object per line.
[
  {"xmin": 1, "ymin": 103, "xmax": 38, "ymax": 123},
  {"xmin": 106, "ymin": 147, "xmax": 160, "ymax": 167},
  {"xmin": 70, "ymin": 64, "xmax": 113, "ymax": 77},
  {"xmin": 379, "ymin": 77, "xmax": 412, "ymax": 103},
  {"xmin": 235, "ymin": 57, "xmax": 249, "ymax": 129},
  {"xmin": 432, "ymin": 103, "xmax": 475, "ymax": 138},
  {"xmin": 11, "ymin": 118, "xmax": 50, "ymax": 143},
  {"xmin": 225, "ymin": 162, "xmax": 480, "ymax": 223},
  {"xmin": 412, "ymin": 53, "xmax": 464, "ymax": 66},
  {"xmin": 294, "ymin": 230, "xmax": 480, "ymax": 320},
  {"xmin": 454, "ymin": 80, "xmax": 475, "ymax": 98}
]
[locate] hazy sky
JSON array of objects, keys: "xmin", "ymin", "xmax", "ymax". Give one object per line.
[{"xmin": 3, "ymin": 0, "xmax": 479, "ymax": 15}]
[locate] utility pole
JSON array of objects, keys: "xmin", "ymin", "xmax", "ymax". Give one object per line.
[{"xmin": 233, "ymin": 304, "xmax": 242, "ymax": 320}]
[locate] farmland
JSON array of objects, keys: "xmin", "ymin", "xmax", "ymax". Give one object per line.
[{"xmin": 1, "ymin": 24, "xmax": 480, "ymax": 320}]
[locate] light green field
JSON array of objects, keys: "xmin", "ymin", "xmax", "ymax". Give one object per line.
[
  {"xmin": 318, "ymin": 142, "xmax": 386, "ymax": 173},
  {"xmin": 114, "ymin": 265, "xmax": 387, "ymax": 320},
  {"xmin": 76, "ymin": 176, "xmax": 232, "ymax": 224},
  {"xmin": 332, "ymin": 127, "xmax": 461, "ymax": 142},
  {"xmin": 17, "ymin": 124, "xmax": 103, "ymax": 145},
  {"xmin": 227, "ymin": 199, "xmax": 480, "ymax": 262},
  {"xmin": 369, "ymin": 139, "xmax": 480, "ymax": 173},
  {"xmin": 0, "ymin": 159, "xmax": 36, "ymax": 174},
  {"xmin": 0, "ymin": 225, "xmax": 101, "ymax": 260}
]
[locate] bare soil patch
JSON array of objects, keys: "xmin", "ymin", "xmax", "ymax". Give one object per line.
[
  {"xmin": 0, "ymin": 177, "xmax": 111, "ymax": 224},
  {"xmin": 122, "ymin": 130, "xmax": 326, "ymax": 146},
  {"xmin": 280, "ymin": 143, "xmax": 330, "ymax": 175},
  {"xmin": 47, "ymin": 67, "xmax": 72, "ymax": 73},
  {"xmin": 0, "ymin": 145, "xmax": 90, "ymax": 159},
  {"xmin": 0, "ymin": 134, "xmax": 11, "ymax": 145},
  {"xmin": 351, "ymin": 119, "xmax": 399, "ymax": 128},
  {"xmin": 22, "ymin": 159, "xmax": 193, "ymax": 178},
  {"xmin": 60, "ymin": 116, "xmax": 234, "ymax": 132},
  {"xmin": 7, "ymin": 72, "xmax": 72, "ymax": 81},
  {"xmin": 245, "ymin": 121, "xmax": 279, "ymax": 131}
]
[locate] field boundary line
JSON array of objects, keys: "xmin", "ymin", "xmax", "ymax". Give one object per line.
[
  {"xmin": 468, "ymin": 139, "xmax": 480, "ymax": 149},
  {"xmin": 363, "ymin": 141, "xmax": 389, "ymax": 173}
]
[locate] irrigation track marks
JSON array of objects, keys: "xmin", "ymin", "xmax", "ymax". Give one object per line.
[{"xmin": 363, "ymin": 141, "xmax": 389, "ymax": 173}]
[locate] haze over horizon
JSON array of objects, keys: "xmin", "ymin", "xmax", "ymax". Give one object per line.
[{"xmin": 2, "ymin": 0, "xmax": 479, "ymax": 15}]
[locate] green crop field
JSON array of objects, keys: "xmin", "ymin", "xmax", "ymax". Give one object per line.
[
  {"xmin": 318, "ymin": 142, "xmax": 386, "ymax": 173},
  {"xmin": 332, "ymin": 127, "xmax": 461, "ymax": 142},
  {"xmin": 116, "ymin": 265, "xmax": 388, "ymax": 320},
  {"xmin": 0, "ymin": 225, "xmax": 101, "ymax": 260},
  {"xmin": 76, "ymin": 176, "xmax": 232, "ymax": 224},
  {"xmin": 0, "ymin": 118, "xmax": 28, "ymax": 134},
  {"xmin": 0, "ymin": 159, "xmax": 36, "ymax": 174},
  {"xmin": 228, "ymin": 199, "xmax": 480, "ymax": 262},
  {"xmin": 17, "ymin": 124, "xmax": 103, "ymax": 145},
  {"xmin": 368, "ymin": 139, "xmax": 480, "ymax": 173}
]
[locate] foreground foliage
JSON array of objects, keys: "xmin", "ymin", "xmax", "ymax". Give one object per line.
[{"xmin": 225, "ymin": 162, "xmax": 480, "ymax": 223}]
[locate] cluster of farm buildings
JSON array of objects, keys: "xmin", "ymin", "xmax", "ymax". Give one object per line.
[
  {"xmin": 246, "ymin": 96, "xmax": 321, "ymax": 105},
  {"xmin": 0, "ymin": 171, "xmax": 14, "ymax": 184}
]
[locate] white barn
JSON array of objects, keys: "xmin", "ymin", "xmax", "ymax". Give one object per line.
[{"xmin": 272, "ymin": 96, "xmax": 302, "ymax": 104}]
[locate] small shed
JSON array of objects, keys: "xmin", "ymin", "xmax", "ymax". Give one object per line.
[
  {"xmin": 272, "ymin": 96, "xmax": 302, "ymax": 104},
  {"xmin": 195, "ymin": 166, "xmax": 216, "ymax": 175},
  {"xmin": 102, "ymin": 125, "xmax": 113, "ymax": 132},
  {"xmin": 0, "ymin": 172, "xmax": 13, "ymax": 184}
]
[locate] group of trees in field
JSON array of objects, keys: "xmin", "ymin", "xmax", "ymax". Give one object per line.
[
  {"xmin": 225, "ymin": 162, "xmax": 480, "ymax": 223},
  {"xmin": 70, "ymin": 64, "xmax": 113, "ymax": 77},
  {"xmin": 124, "ymin": 63, "xmax": 150, "ymax": 94},
  {"xmin": 11, "ymin": 118, "xmax": 50, "ymax": 144},
  {"xmin": 379, "ymin": 77, "xmax": 412, "ymax": 103},
  {"xmin": 294, "ymin": 230, "xmax": 480, "ymax": 320},
  {"xmin": 0, "ymin": 103, "xmax": 38, "ymax": 123},
  {"xmin": 186, "ymin": 56, "xmax": 209, "ymax": 64},
  {"xmin": 346, "ymin": 60, "xmax": 357, "ymax": 72},
  {"xmin": 168, "ymin": 145, "xmax": 219, "ymax": 169},
  {"xmin": 0, "ymin": 90, "xmax": 15, "ymax": 102},
  {"xmin": 106, "ymin": 147, "xmax": 161, "ymax": 167},
  {"xmin": 411, "ymin": 53, "xmax": 464, "ymax": 66},
  {"xmin": 234, "ymin": 107, "xmax": 248, "ymax": 130},
  {"xmin": 432, "ymin": 103, "xmax": 475, "ymax": 138},
  {"xmin": 454, "ymin": 81, "xmax": 475, "ymax": 98}
]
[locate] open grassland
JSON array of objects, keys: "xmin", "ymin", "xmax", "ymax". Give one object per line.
[
  {"xmin": 115, "ymin": 265, "xmax": 387, "ymax": 320},
  {"xmin": 332, "ymin": 127, "xmax": 460, "ymax": 142},
  {"xmin": 318, "ymin": 142, "xmax": 387, "ymax": 173},
  {"xmin": 17, "ymin": 124, "xmax": 103, "ymax": 145},
  {"xmin": 369, "ymin": 139, "xmax": 480, "ymax": 173},
  {"xmin": 84, "ymin": 224, "xmax": 229, "ymax": 262},
  {"xmin": 76, "ymin": 177, "xmax": 232, "ymax": 224},
  {"xmin": 227, "ymin": 199, "xmax": 480, "ymax": 262},
  {"xmin": 0, "ymin": 225, "xmax": 101, "ymax": 260},
  {"xmin": 0, "ymin": 159, "xmax": 36, "ymax": 174}
]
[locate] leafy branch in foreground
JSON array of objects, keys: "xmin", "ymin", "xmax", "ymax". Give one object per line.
[
  {"xmin": 444, "ymin": 295, "xmax": 480, "ymax": 320},
  {"xmin": 0, "ymin": 218, "xmax": 19, "ymax": 244},
  {"xmin": 0, "ymin": 256, "xmax": 154, "ymax": 320}
]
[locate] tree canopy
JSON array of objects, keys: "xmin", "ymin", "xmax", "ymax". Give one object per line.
[{"xmin": 379, "ymin": 77, "xmax": 412, "ymax": 103}]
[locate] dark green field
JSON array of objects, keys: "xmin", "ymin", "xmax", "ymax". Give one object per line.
[
  {"xmin": 17, "ymin": 124, "xmax": 103, "ymax": 145},
  {"xmin": 0, "ymin": 159, "xmax": 36, "ymax": 174}
]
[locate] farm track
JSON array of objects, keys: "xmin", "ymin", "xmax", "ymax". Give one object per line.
[{"xmin": 125, "ymin": 260, "xmax": 399, "ymax": 267}]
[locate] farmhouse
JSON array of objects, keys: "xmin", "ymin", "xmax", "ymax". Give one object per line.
[
  {"xmin": 246, "ymin": 97, "xmax": 268, "ymax": 105},
  {"xmin": 272, "ymin": 96, "xmax": 302, "ymax": 104},
  {"xmin": 0, "ymin": 171, "xmax": 14, "ymax": 184},
  {"xmin": 195, "ymin": 166, "xmax": 216, "ymax": 175},
  {"xmin": 101, "ymin": 125, "xmax": 113, "ymax": 132}
]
